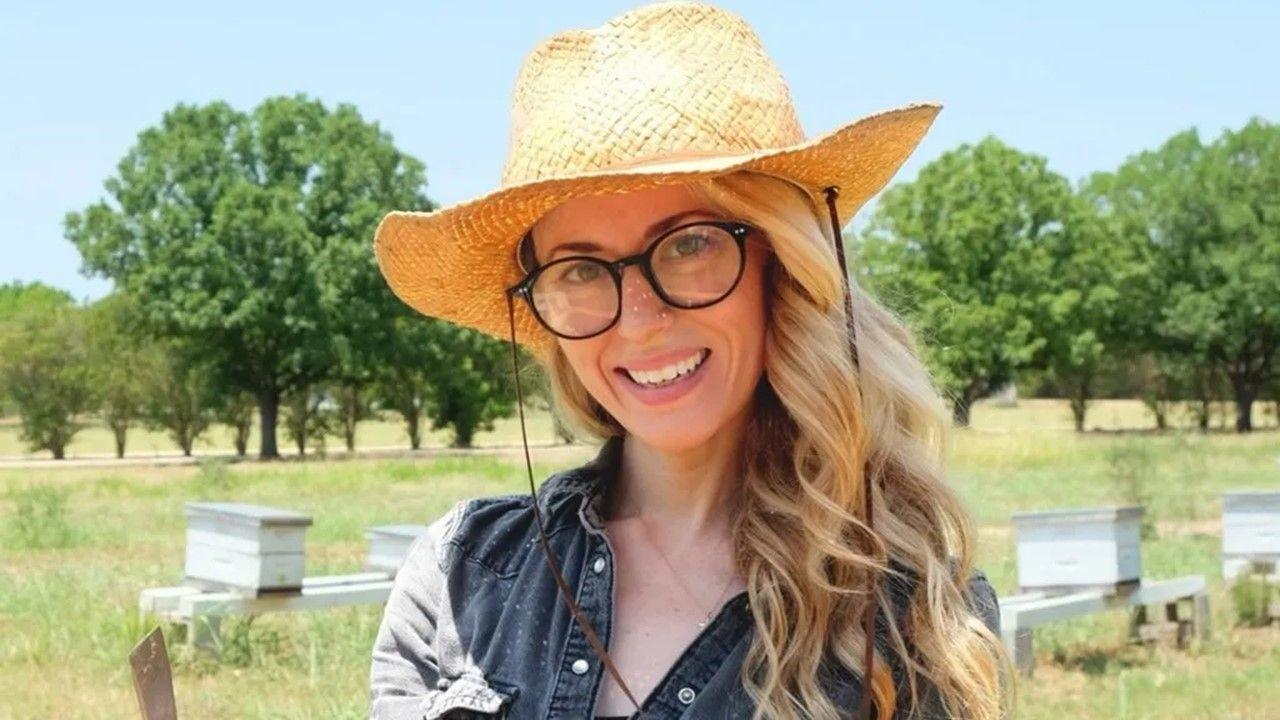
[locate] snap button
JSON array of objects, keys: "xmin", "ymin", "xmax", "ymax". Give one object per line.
[
  {"xmin": 592, "ymin": 556, "xmax": 606, "ymax": 573},
  {"xmin": 435, "ymin": 677, "xmax": 452, "ymax": 690},
  {"xmin": 677, "ymin": 686, "xmax": 696, "ymax": 704},
  {"xmin": 571, "ymin": 658, "xmax": 590, "ymax": 675}
]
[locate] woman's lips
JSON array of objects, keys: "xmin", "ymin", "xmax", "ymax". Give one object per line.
[{"xmin": 613, "ymin": 349, "xmax": 711, "ymax": 406}]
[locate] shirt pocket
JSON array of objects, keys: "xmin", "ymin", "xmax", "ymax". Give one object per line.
[{"xmin": 425, "ymin": 674, "xmax": 520, "ymax": 719}]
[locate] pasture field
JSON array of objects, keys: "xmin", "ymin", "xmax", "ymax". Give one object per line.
[{"xmin": 1, "ymin": 399, "xmax": 1278, "ymax": 718}]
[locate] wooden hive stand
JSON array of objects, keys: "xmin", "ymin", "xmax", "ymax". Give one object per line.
[
  {"xmin": 998, "ymin": 505, "xmax": 1210, "ymax": 676},
  {"xmin": 139, "ymin": 504, "xmax": 426, "ymax": 653}
]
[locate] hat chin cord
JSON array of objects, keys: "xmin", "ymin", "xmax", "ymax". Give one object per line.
[{"xmin": 503, "ymin": 185, "xmax": 878, "ymax": 720}]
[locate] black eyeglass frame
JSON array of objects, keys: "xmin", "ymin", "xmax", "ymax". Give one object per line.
[{"xmin": 506, "ymin": 219, "xmax": 759, "ymax": 340}]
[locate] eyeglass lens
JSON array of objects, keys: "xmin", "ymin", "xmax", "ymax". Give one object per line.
[{"xmin": 529, "ymin": 224, "xmax": 743, "ymax": 338}]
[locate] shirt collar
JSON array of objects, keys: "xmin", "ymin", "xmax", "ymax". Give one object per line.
[{"xmin": 535, "ymin": 434, "xmax": 624, "ymax": 532}]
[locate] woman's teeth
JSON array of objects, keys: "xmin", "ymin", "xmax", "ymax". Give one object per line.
[{"xmin": 623, "ymin": 349, "xmax": 708, "ymax": 387}]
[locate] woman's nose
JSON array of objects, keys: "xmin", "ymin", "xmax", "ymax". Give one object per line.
[{"xmin": 615, "ymin": 265, "xmax": 672, "ymax": 341}]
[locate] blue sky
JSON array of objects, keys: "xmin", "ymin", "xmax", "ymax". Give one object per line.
[{"xmin": 3, "ymin": 1, "xmax": 1277, "ymax": 303}]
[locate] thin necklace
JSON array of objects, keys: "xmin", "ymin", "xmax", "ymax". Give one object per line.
[{"xmin": 634, "ymin": 513, "xmax": 737, "ymax": 628}]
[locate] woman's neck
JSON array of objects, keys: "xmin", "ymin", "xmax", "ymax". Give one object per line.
[{"xmin": 609, "ymin": 408, "xmax": 749, "ymax": 538}]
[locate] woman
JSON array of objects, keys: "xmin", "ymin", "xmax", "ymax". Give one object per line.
[{"xmin": 369, "ymin": 3, "xmax": 1013, "ymax": 719}]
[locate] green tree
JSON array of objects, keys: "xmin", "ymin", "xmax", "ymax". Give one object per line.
[
  {"xmin": 860, "ymin": 137, "xmax": 1071, "ymax": 425},
  {"xmin": 0, "ymin": 281, "xmax": 73, "ymax": 319},
  {"xmin": 138, "ymin": 340, "xmax": 217, "ymax": 456},
  {"xmin": 312, "ymin": 107, "xmax": 436, "ymax": 453},
  {"xmin": 65, "ymin": 95, "xmax": 429, "ymax": 457},
  {"xmin": 213, "ymin": 390, "xmax": 256, "ymax": 456},
  {"xmin": 332, "ymin": 382, "xmax": 376, "ymax": 452},
  {"xmin": 84, "ymin": 293, "xmax": 152, "ymax": 457},
  {"xmin": 423, "ymin": 323, "xmax": 514, "ymax": 447},
  {"xmin": 0, "ymin": 281, "xmax": 75, "ymax": 418},
  {"xmin": 1201, "ymin": 119, "xmax": 1280, "ymax": 431},
  {"xmin": 0, "ymin": 303, "xmax": 95, "ymax": 459},
  {"xmin": 1039, "ymin": 190, "xmax": 1148, "ymax": 430},
  {"xmin": 281, "ymin": 383, "xmax": 336, "ymax": 457},
  {"xmin": 1091, "ymin": 120, "xmax": 1280, "ymax": 432},
  {"xmin": 373, "ymin": 315, "xmax": 436, "ymax": 450}
]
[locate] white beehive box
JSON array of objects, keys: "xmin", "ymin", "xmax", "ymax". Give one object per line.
[
  {"xmin": 1012, "ymin": 505, "xmax": 1144, "ymax": 593},
  {"xmin": 364, "ymin": 524, "xmax": 428, "ymax": 576},
  {"xmin": 1222, "ymin": 491, "xmax": 1280, "ymax": 556},
  {"xmin": 183, "ymin": 502, "xmax": 313, "ymax": 594},
  {"xmin": 1222, "ymin": 491, "xmax": 1280, "ymax": 580}
]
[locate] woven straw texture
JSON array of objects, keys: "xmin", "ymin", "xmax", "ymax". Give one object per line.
[{"xmin": 373, "ymin": 1, "xmax": 941, "ymax": 359}]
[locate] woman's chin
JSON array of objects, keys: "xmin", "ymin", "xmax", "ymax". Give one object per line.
[{"xmin": 616, "ymin": 412, "xmax": 724, "ymax": 453}]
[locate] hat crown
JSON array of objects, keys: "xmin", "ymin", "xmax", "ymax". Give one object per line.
[{"xmin": 501, "ymin": 1, "xmax": 806, "ymax": 187}]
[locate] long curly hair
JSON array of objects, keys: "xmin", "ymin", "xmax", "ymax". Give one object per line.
[{"xmin": 532, "ymin": 170, "xmax": 1015, "ymax": 720}]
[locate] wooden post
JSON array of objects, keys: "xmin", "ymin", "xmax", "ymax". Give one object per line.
[{"xmin": 1193, "ymin": 592, "xmax": 1211, "ymax": 641}]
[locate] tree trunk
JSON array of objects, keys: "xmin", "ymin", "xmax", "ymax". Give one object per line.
[
  {"xmin": 1152, "ymin": 397, "xmax": 1172, "ymax": 425},
  {"xmin": 407, "ymin": 406, "xmax": 422, "ymax": 450},
  {"xmin": 454, "ymin": 423, "xmax": 474, "ymax": 449},
  {"xmin": 1069, "ymin": 374, "xmax": 1091, "ymax": 432},
  {"xmin": 1069, "ymin": 399, "xmax": 1086, "ymax": 432},
  {"xmin": 952, "ymin": 394, "xmax": 973, "ymax": 427},
  {"xmin": 1225, "ymin": 358, "xmax": 1260, "ymax": 433},
  {"xmin": 342, "ymin": 385, "xmax": 359, "ymax": 452},
  {"xmin": 952, "ymin": 379, "xmax": 987, "ymax": 427},
  {"xmin": 258, "ymin": 386, "xmax": 280, "ymax": 459},
  {"xmin": 1231, "ymin": 376, "xmax": 1256, "ymax": 433},
  {"xmin": 113, "ymin": 422, "xmax": 127, "ymax": 459},
  {"xmin": 233, "ymin": 420, "xmax": 249, "ymax": 456},
  {"xmin": 1194, "ymin": 398, "xmax": 1210, "ymax": 431}
]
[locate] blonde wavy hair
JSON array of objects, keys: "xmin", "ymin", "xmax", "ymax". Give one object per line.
[{"xmin": 534, "ymin": 170, "xmax": 1015, "ymax": 720}]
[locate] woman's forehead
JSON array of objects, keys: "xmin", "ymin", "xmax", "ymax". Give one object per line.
[{"xmin": 530, "ymin": 182, "xmax": 720, "ymax": 253}]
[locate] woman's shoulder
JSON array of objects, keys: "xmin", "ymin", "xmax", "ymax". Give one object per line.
[
  {"xmin": 406, "ymin": 472, "xmax": 589, "ymax": 580},
  {"xmin": 406, "ymin": 493, "xmax": 530, "ymax": 573}
]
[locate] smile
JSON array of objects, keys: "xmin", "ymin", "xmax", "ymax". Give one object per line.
[{"xmin": 618, "ymin": 348, "xmax": 710, "ymax": 388}]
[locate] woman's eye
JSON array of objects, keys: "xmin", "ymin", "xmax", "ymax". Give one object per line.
[
  {"xmin": 560, "ymin": 262, "xmax": 603, "ymax": 283},
  {"xmin": 671, "ymin": 233, "xmax": 709, "ymax": 257}
]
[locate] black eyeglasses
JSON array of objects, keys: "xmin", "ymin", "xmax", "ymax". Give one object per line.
[{"xmin": 507, "ymin": 220, "xmax": 758, "ymax": 340}]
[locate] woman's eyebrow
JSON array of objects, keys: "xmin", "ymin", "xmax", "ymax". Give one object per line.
[
  {"xmin": 546, "ymin": 240, "xmax": 604, "ymax": 257},
  {"xmin": 545, "ymin": 209, "xmax": 723, "ymax": 258}
]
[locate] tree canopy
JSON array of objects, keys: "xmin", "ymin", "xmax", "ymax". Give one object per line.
[
  {"xmin": 65, "ymin": 95, "xmax": 430, "ymax": 456},
  {"xmin": 859, "ymin": 136, "xmax": 1072, "ymax": 425}
]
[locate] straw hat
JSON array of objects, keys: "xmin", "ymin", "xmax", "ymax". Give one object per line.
[{"xmin": 373, "ymin": 0, "xmax": 940, "ymax": 359}]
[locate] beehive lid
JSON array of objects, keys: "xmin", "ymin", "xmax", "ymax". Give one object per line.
[
  {"xmin": 1011, "ymin": 505, "xmax": 1144, "ymax": 525},
  {"xmin": 365, "ymin": 524, "xmax": 428, "ymax": 540},
  {"xmin": 184, "ymin": 501, "xmax": 313, "ymax": 527},
  {"xmin": 1222, "ymin": 491, "xmax": 1280, "ymax": 512}
]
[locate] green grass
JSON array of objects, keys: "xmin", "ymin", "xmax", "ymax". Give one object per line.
[{"xmin": 1, "ymin": 400, "xmax": 1278, "ymax": 718}]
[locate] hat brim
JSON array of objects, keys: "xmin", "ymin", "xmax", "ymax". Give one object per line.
[{"xmin": 373, "ymin": 101, "xmax": 941, "ymax": 361}]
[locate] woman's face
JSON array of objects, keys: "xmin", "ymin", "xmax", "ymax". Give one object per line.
[{"xmin": 530, "ymin": 182, "xmax": 769, "ymax": 452}]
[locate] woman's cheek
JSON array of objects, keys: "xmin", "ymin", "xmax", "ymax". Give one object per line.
[{"xmin": 559, "ymin": 339, "xmax": 617, "ymax": 409}]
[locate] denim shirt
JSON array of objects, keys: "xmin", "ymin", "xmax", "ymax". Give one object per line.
[{"xmin": 369, "ymin": 436, "xmax": 1001, "ymax": 719}]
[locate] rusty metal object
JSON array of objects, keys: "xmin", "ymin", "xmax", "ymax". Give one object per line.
[{"xmin": 129, "ymin": 626, "xmax": 178, "ymax": 720}]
